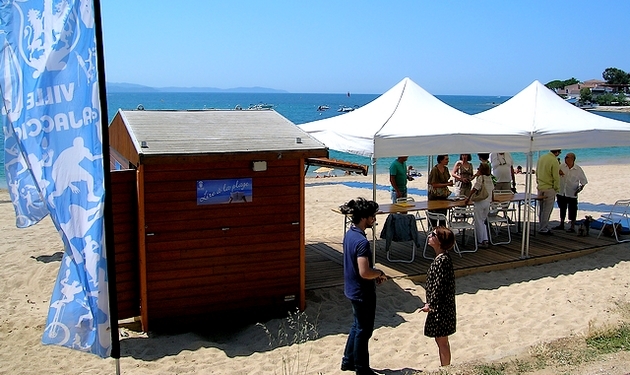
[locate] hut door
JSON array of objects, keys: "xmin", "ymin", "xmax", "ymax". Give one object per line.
[{"xmin": 110, "ymin": 169, "xmax": 140, "ymax": 320}]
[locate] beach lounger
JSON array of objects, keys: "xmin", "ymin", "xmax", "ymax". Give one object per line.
[{"xmin": 596, "ymin": 199, "xmax": 630, "ymax": 243}]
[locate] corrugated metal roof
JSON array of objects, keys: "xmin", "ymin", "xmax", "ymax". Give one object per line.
[{"xmin": 118, "ymin": 109, "xmax": 327, "ymax": 155}]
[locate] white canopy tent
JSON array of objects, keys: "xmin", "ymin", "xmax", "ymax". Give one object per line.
[
  {"xmin": 475, "ymin": 80, "xmax": 630, "ymax": 257},
  {"xmin": 299, "ymin": 77, "xmax": 527, "ymax": 261},
  {"xmin": 298, "ymin": 77, "xmax": 527, "ymax": 158},
  {"xmin": 474, "ymin": 80, "xmax": 630, "ymax": 151},
  {"xmin": 299, "ymin": 77, "xmax": 630, "ymax": 260}
]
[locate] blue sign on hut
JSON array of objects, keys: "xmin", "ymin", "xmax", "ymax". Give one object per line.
[{"xmin": 107, "ymin": 109, "xmax": 328, "ymax": 330}]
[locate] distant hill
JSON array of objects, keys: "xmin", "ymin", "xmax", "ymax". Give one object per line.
[
  {"xmin": 107, "ymin": 82, "xmax": 288, "ymax": 93},
  {"xmin": 107, "ymin": 83, "xmax": 158, "ymax": 92}
]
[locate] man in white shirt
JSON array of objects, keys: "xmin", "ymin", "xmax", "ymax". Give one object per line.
[
  {"xmin": 554, "ymin": 152, "xmax": 588, "ymax": 233},
  {"xmin": 490, "ymin": 152, "xmax": 516, "ymax": 192}
]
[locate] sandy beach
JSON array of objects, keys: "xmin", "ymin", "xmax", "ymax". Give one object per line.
[
  {"xmin": 585, "ymin": 105, "xmax": 630, "ymax": 113},
  {"xmin": 1, "ymin": 163, "xmax": 630, "ymax": 374}
]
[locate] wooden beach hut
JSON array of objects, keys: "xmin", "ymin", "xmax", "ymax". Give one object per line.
[{"xmin": 108, "ymin": 109, "xmax": 327, "ymax": 330}]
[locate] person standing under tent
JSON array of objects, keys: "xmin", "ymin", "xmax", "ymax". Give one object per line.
[
  {"xmin": 554, "ymin": 152, "xmax": 588, "ymax": 233},
  {"xmin": 536, "ymin": 150, "xmax": 562, "ymax": 234},
  {"xmin": 491, "ymin": 152, "xmax": 516, "ymax": 192},
  {"xmin": 465, "ymin": 162, "xmax": 495, "ymax": 249},
  {"xmin": 428, "ymin": 155, "xmax": 454, "ymax": 226},
  {"xmin": 477, "ymin": 153, "xmax": 491, "ymax": 174},
  {"xmin": 339, "ymin": 198, "xmax": 388, "ymax": 375},
  {"xmin": 451, "ymin": 154, "xmax": 474, "ymax": 197},
  {"xmin": 390, "ymin": 156, "xmax": 414, "ymax": 203}
]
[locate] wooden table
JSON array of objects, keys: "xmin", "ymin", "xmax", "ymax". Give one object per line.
[
  {"xmin": 333, "ymin": 193, "xmax": 540, "ymax": 234},
  {"xmin": 332, "ymin": 193, "xmax": 542, "ymax": 264}
]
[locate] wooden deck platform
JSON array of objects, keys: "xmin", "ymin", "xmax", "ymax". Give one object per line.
[{"xmin": 305, "ymin": 222, "xmax": 622, "ymax": 290}]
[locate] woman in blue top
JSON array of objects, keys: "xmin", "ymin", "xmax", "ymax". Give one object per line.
[{"xmin": 339, "ymin": 197, "xmax": 388, "ymax": 375}]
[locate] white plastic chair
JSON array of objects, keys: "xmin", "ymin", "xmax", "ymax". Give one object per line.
[
  {"xmin": 396, "ymin": 197, "xmax": 427, "ymax": 234},
  {"xmin": 487, "ymin": 201, "xmax": 515, "ymax": 245},
  {"xmin": 597, "ymin": 199, "xmax": 630, "ymax": 243},
  {"xmin": 449, "ymin": 206, "xmax": 478, "ymax": 253},
  {"xmin": 492, "ymin": 190, "xmax": 517, "ymax": 224},
  {"xmin": 423, "ymin": 211, "xmax": 468, "ymax": 259},
  {"xmin": 450, "ymin": 205, "xmax": 473, "ymax": 222},
  {"xmin": 381, "ymin": 213, "xmax": 418, "ymax": 264}
]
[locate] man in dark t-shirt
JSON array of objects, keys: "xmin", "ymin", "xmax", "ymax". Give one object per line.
[{"xmin": 339, "ymin": 198, "xmax": 387, "ymax": 375}]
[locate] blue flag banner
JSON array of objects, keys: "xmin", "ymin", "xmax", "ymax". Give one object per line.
[{"xmin": 0, "ymin": 0, "xmax": 111, "ymax": 357}]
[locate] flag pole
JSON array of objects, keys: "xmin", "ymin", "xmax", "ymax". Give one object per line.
[{"xmin": 93, "ymin": 0, "xmax": 121, "ymax": 365}]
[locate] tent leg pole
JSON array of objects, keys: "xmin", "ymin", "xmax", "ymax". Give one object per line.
[
  {"xmin": 521, "ymin": 151, "xmax": 533, "ymax": 259},
  {"xmin": 527, "ymin": 151, "xmax": 536, "ymax": 258},
  {"xmin": 372, "ymin": 157, "xmax": 377, "ymax": 265},
  {"xmin": 520, "ymin": 154, "xmax": 527, "ymax": 259},
  {"xmin": 372, "ymin": 157, "xmax": 377, "ymax": 202}
]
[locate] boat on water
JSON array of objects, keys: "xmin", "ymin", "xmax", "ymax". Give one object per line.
[
  {"xmin": 338, "ymin": 105, "xmax": 360, "ymax": 113},
  {"xmin": 317, "ymin": 105, "xmax": 330, "ymax": 111},
  {"xmin": 248, "ymin": 103, "xmax": 274, "ymax": 110}
]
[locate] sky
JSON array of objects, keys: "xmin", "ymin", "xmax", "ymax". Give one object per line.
[{"xmin": 100, "ymin": 0, "xmax": 630, "ymax": 96}]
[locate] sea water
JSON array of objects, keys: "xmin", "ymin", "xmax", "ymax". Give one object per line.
[{"xmin": 1, "ymin": 92, "xmax": 630, "ymax": 187}]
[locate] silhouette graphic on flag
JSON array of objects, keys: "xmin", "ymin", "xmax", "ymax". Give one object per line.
[{"xmin": 1, "ymin": 0, "xmax": 111, "ymax": 357}]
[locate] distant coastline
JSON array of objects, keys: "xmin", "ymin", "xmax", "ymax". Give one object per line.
[
  {"xmin": 107, "ymin": 82, "xmax": 288, "ymax": 94},
  {"xmin": 585, "ymin": 106, "xmax": 630, "ymax": 113}
]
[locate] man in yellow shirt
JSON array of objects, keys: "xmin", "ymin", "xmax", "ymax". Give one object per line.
[{"xmin": 536, "ymin": 150, "xmax": 561, "ymax": 234}]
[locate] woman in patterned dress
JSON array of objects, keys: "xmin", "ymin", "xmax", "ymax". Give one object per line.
[
  {"xmin": 420, "ymin": 226, "xmax": 456, "ymax": 366},
  {"xmin": 451, "ymin": 154, "xmax": 474, "ymax": 197}
]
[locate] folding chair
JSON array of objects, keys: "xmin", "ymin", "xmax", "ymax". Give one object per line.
[
  {"xmin": 449, "ymin": 206, "xmax": 478, "ymax": 253},
  {"xmin": 423, "ymin": 211, "xmax": 467, "ymax": 259},
  {"xmin": 450, "ymin": 205, "xmax": 473, "ymax": 222},
  {"xmin": 379, "ymin": 213, "xmax": 419, "ymax": 263},
  {"xmin": 487, "ymin": 201, "xmax": 515, "ymax": 245},
  {"xmin": 492, "ymin": 190, "xmax": 517, "ymax": 227},
  {"xmin": 396, "ymin": 197, "xmax": 427, "ymax": 234},
  {"xmin": 597, "ymin": 199, "xmax": 630, "ymax": 243}
]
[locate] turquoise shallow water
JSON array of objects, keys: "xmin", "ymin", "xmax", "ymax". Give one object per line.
[{"xmin": 2, "ymin": 92, "xmax": 629, "ymax": 186}]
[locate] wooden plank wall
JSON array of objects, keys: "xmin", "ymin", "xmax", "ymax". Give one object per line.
[
  {"xmin": 141, "ymin": 158, "xmax": 302, "ymax": 321},
  {"xmin": 110, "ymin": 169, "xmax": 140, "ymax": 320},
  {"xmin": 108, "ymin": 113, "xmax": 140, "ymax": 166}
]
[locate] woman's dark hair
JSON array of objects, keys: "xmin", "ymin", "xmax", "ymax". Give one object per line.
[
  {"xmin": 478, "ymin": 162, "xmax": 491, "ymax": 176},
  {"xmin": 339, "ymin": 197, "xmax": 379, "ymax": 225},
  {"xmin": 459, "ymin": 154, "xmax": 471, "ymax": 161},
  {"xmin": 435, "ymin": 226, "xmax": 455, "ymax": 251},
  {"xmin": 477, "ymin": 153, "xmax": 489, "ymax": 161},
  {"xmin": 437, "ymin": 154, "xmax": 449, "ymax": 163}
]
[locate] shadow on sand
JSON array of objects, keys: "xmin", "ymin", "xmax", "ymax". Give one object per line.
[
  {"xmin": 451, "ymin": 243, "xmax": 630, "ymax": 295},
  {"xmin": 31, "ymin": 251, "xmax": 63, "ymax": 263},
  {"xmin": 119, "ymin": 277, "xmax": 424, "ymax": 366}
]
